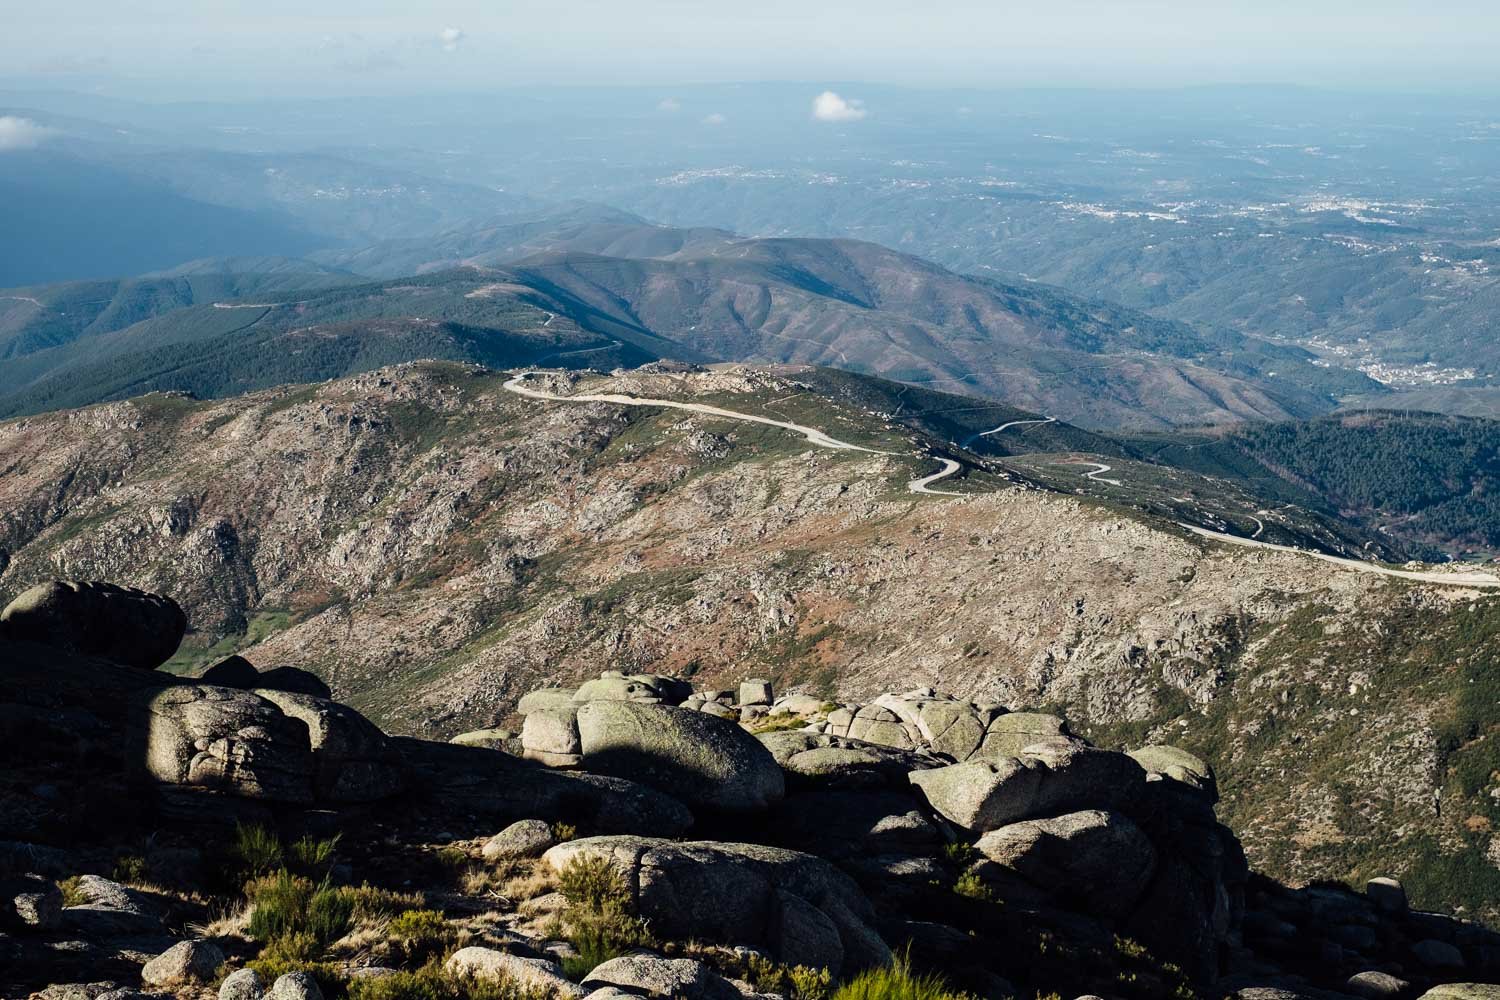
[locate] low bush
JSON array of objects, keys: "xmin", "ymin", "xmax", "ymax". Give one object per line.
[
  {"xmin": 246, "ymin": 870, "xmax": 353, "ymax": 951},
  {"xmin": 832, "ymin": 959, "xmax": 976, "ymax": 1000},
  {"xmin": 388, "ymin": 908, "xmax": 454, "ymax": 965},
  {"xmin": 56, "ymin": 875, "xmax": 89, "ymax": 907},
  {"xmin": 290, "ymin": 833, "xmax": 342, "ymax": 876},
  {"xmin": 235, "ymin": 823, "xmax": 286, "ymax": 877},
  {"xmin": 111, "ymin": 854, "xmax": 148, "ymax": 885},
  {"xmin": 554, "ymin": 855, "xmax": 653, "ymax": 979}
]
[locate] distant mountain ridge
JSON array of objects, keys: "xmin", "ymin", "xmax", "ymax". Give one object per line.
[{"xmin": 0, "ymin": 207, "xmax": 1382, "ymax": 429}]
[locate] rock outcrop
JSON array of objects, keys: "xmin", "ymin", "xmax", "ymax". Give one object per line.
[
  {"xmin": 0, "ymin": 581, "xmax": 186, "ymax": 670},
  {"xmin": 544, "ymin": 836, "xmax": 890, "ymax": 976}
]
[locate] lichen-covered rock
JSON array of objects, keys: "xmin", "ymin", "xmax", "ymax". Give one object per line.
[
  {"xmin": 218, "ymin": 968, "xmax": 266, "ymax": 1000},
  {"xmin": 449, "ymin": 728, "xmax": 519, "ymax": 752},
  {"xmin": 581, "ymin": 955, "xmax": 740, "ymax": 1000},
  {"xmin": 1130, "ymin": 745, "xmax": 1218, "ymax": 800},
  {"xmin": 544, "ymin": 836, "xmax": 889, "ymax": 975},
  {"xmin": 446, "ymin": 948, "xmax": 584, "ymax": 998},
  {"xmin": 141, "ymin": 940, "xmax": 225, "ymax": 988},
  {"xmin": 482, "ymin": 819, "xmax": 556, "ymax": 861},
  {"xmin": 254, "ymin": 689, "xmax": 405, "ymax": 802},
  {"xmin": 140, "ymin": 685, "xmax": 314, "ymax": 803},
  {"xmin": 976, "ymin": 712, "xmax": 1070, "ymax": 759},
  {"xmin": 758, "ymin": 730, "xmax": 942, "ymax": 790},
  {"xmin": 1418, "ymin": 988, "xmax": 1500, "ymax": 1000},
  {"xmin": 573, "ymin": 673, "xmax": 691, "ymax": 706},
  {"xmin": 268, "ymin": 972, "xmax": 323, "ymax": 1000},
  {"xmin": 2, "ymin": 873, "xmax": 62, "ymax": 930},
  {"xmin": 576, "ymin": 701, "xmax": 784, "ymax": 813},
  {"xmin": 522, "ymin": 705, "xmax": 582, "ymax": 766},
  {"xmin": 0, "ymin": 581, "xmax": 185, "ymax": 670},
  {"xmin": 394, "ymin": 737, "xmax": 693, "ymax": 836},
  {"xmin": 909, "ymin": 743, "xmax": 1145, "ymax": 832},
  {"xmin": 738, "ymin": 679, "xmax": 774, "ymax": 706},
  {"xmin": 973, "ymin": 809, "xmax": 1156, "ymax": 917},
  {"xmin": 517, "ymin": 688, "xmax": 577, "ymax": 714},
  {"xmin": 60, "ymin": 875, "xmax": 164, "ymax": 936}
]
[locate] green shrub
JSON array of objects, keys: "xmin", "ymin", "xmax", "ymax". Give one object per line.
[
  {"xmin": 554, "ymin": 855, "xmax": 652, "ymax": 979},
  {"xmin": 290, "ymin": 833, "xmax": 342, "ymax": 876},
  {"xmin": 57, "ymin": 875, "xmax": 89, "ymax": 907},
  {"xmin": 743, "ymin": 954, "xmax": 834, "ymax": 1000},
  {"xmin": 388, "ymin": 908, "xmax": 454, "ymax": 965},
  {"xmin": 246, "ymin": 870, "xmax": 353, "ymax": 950},
  {"xmin": 235, "ymin": 823, "xmax": 285, "ymax": 877},
  {"xmin": 952, "ymin": 871, "xmax": 997, "ymax": 903},
  {"xmin": 832, "ymin": 959, "xmax": 976, "ymax": 1000},
  {"xmin": 111, "ymin": 854, "xmax": 148, "ymax": 885},
  {"xmin": 550, "ymin": 822, "xmax": 578, "ymax": 843},
  {"xmin": 941, "ymin": 842, "xmax": 979, "ymax": 868}
]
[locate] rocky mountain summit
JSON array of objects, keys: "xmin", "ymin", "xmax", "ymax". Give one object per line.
[
  {"xmin": 3, "ymin": 581, "xmax": 1500, "ymax": 1000},
  {"xmin": 3, "ymin": 363, "xmax": 1500, "ymax": 928}
]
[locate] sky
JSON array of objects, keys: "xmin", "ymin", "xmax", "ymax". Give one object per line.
[{"xmin": 4, "ymin": 0, "xmax": 1499, "ymax": 98}]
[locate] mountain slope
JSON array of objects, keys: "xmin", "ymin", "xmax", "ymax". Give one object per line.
[
  {"xmin": 1, "ymin": 231, "xmax": 1376, "ymax": 429},
  {"xmin": 2, "ymin": 362, "xmax": 1499, "ymax": 918},
  {"xmin": 1128, "ymin": 410, "xmax": 1500, "ymax": 558}
]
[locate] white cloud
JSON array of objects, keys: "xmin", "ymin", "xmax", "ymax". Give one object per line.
[
  {"xmin": 702, "ymin": 112, "xmax": 727, "ymax": 126},
  {"xmin": 439, "ymin": 26, "xmax": 465, "ymax": 52},
  {"xmin": 657, "ymin": 97, "xmax": 682, "ymax": 113},
  {"xmin": 812, "ymin": 91, "xmax": 867, "ymax": 123},
  {"xmin": 0, "ymin": 117, "xmax": 56, "ymax": 152}
]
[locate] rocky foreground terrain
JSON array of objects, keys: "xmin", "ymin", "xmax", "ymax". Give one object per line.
[
  {"xmin": 2, "ymin": 362, "xmax": 1500, "ymax": 926},
  {"xmin": 3, "ymin": 580, "xmax": 1500, "ymax": 1000}
]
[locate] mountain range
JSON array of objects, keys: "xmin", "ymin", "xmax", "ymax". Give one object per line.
[{"xmin": 0, "ymin": 207, "xmax": 1380, "ymax": 431}]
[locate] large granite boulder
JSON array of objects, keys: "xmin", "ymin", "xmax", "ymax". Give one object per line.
[
  {"xmin": 522, "ymin": 705, "xmax": 583, "ymax": 767},
  {"xmin": 544, "ymin": 836, "xmax": 889, "ymax": 976},
  {"xmin": 0, "ymin": 581, "xmax": 185, "ymax": 670},
  {"xmin": 140, "ymin": 939, "xmax": 225, "ymax": 988},
  {"xmin": 582, "ymin": 956, "xmax": 741, "ymax": 1000},
  {"xmin": 757, "ymin": 730, "xmax": 942, "ymax": 790},
  {"xmin": 394, "ymin": 738, "xmax": 693, "ymax": 836},
  {"xmin": 140, "ymin": 685, "xmax": 314, "ymax": 803},
  {"xmin": 446, "ymin": 948, "xmax": 583, "ymax": 997},
  {"xmin": 973, "ymin": 809, "xmax": 1156, "ymax": 918},
  {"xmin": 253, "ymin": 689, "xmax": 405, "ymax": 802},
  {"xmin": 909, "ymin": 742, "xmax": 1146, "ymax": 833},
  {"xmin": 575, "ymin": 701, "xmax": 784, "ymax": 813},
  {"xmin": 976, "ymin": 712, "xmax": 1070, "ymax": 759},
  {"xmin": 573, "ymin": 672, "xmax": 692, "ymax": 706},
  {"xmin": 1130, "ymin": 744, "xmax": 1218, "ymax": 801}
]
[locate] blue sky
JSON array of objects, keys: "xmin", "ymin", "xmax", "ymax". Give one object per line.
[{"xmin": 5, "ymin": 1, "xmax": 1498, "ymax": 97}]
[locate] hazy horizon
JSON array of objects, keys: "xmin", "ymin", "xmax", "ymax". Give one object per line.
[{"xmin": 5, "ymin": 1, "xmax": 1500, "ymax": 100}]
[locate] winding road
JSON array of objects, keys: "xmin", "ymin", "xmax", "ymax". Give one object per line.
[
  {"xmin": 962, "ymin": 415, "xmax": 1056, "ymax": 449},
  {"xmin": 1072, "ymin": 461, "xmax": 1122, "ymax": 486},
  {"xmin": 504, "ymin": 372, "xmax": 970, "ymax": 496},
  {"xmin": 503, "ymin": 371, "xmax": 1500, "ymax": 588},
  {"xmin": 1179, "ymin": 523, "xmax": 1500, "ymax": 588}
]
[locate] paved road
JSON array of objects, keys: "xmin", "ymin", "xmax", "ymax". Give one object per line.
[
  {"xmin": 504, "ymin": 372, "xmax": 975, "ymax": 497},
  {"xmin": 1179, "ymin": 523, "xmax": 1500, "ymax": 588},
  {"xmin": 1072, "ymin": 461, "xmax": 1122, "ymax": 486},
  {"xmin": 962, "ymin": 415, "xmax": 1055, "ymax": 449},
  {"xmin": 504, "ymin": 371, "xmax": 1500, "ymax": 588},
  {"xmin": 907, "ymin": 458, "xmax": 964, "ymax": 496}
]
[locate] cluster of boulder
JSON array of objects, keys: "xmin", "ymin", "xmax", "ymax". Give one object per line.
[{"xmin": 5, "ymin": 580, "xmax": 1500, "ymax": 1000}]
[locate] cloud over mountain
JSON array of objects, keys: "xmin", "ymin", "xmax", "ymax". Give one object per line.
[
  {"xmin": 812, "ymin": 91, "xmax": 867, "ymax": 122},
  {"xmin": 0, "ymin": 116, "xmax": 55, "ymax": 151}
]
